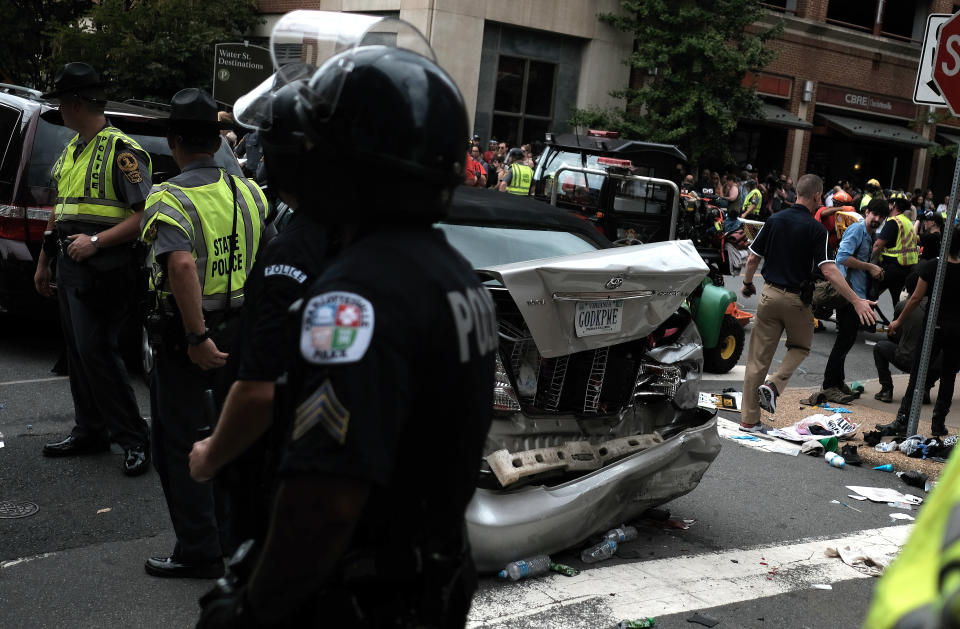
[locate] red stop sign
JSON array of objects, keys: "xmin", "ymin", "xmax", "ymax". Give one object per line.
[{"xmin": 934, "ymin": 12, "xmax": 960, "ymax": 116}]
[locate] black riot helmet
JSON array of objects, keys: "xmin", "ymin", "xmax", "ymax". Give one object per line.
[
  {"xmin": 507, "ymin": 147, "xmax": 525, "ymax": 164},
  {"xmin": 236, "ymin": 11, "xmax": 467, "ymax": 223},
  {"xmin": 289, "ymin": 46, "xmax": 467, "ymax": 221}
]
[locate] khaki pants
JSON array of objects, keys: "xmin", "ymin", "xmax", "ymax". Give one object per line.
[{"xmin": 741, "ymin": 283, "xmax": 814, "ymax": 423}]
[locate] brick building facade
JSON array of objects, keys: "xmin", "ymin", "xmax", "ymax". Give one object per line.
[{"xmin": 739, "ymin": 0, "xmax": 960, "ymax": 197}]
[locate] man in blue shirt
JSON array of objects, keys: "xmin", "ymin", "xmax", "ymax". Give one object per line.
[{"xmin": 820, "ymin": 199, "xmax": 888, "ymax": 397}]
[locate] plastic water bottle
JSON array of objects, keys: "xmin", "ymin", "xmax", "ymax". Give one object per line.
[
  {"xmin": 581, "ymin": 539, "xmax": 618, "ymax": 564},
  {"xmin": 605, "ymin": 525, "xmax": 639, "ymax": 543},
  {"xmin": 498, "ymin": 554, "xmax": 551, "ymax": 581},
  {"xmin": 874, "ymin": 441, "xmax": 898, "ymax": 453},
  {"xmin": 825, "ymin": 451, "xmax": 845, "ymax": 468}
]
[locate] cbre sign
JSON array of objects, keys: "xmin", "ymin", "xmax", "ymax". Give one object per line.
[
  {"xmin": 212, "ymin": 43, "xmax": 272, "ymax": 107},
  {"xmin": 933, "ymin": 12, "xmax": 960, "ymax": 115}
]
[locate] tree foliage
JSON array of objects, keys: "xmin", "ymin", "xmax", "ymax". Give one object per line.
[
  {"xmin": 47, "ymin": 0, "xmax": 263, "ymax": 103},
  {"xmin": 0, "ymin": 1, "xmax": 94, "ymax": 88},
  {"xmin": 571, "ymin": 0, "xmax": 782, "ymax": 168}
]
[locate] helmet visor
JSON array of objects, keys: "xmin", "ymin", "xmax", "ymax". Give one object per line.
[{"xmin": 234, "ymin": 10, "xmax": 435, "ymax": 130}]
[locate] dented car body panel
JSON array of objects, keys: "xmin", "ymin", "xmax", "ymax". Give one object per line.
[
  {"xmin": 478, "ymin": 240, "xmax": 709, "ymax": 358},
  {"xmin": 441, "ymin": 187, "xmax": 721, "ymax": 573}
]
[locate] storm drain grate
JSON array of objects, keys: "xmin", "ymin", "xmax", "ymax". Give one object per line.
[{"xmin": 0, "ymin": 500, "xmax": 39, "ymax": 519}]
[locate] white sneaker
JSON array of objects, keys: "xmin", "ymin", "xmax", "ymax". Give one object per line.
[{"xmin": 757, "ymin": 383, "xmax": 778, "ymax": 413}]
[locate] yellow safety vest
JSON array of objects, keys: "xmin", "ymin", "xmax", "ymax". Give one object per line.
[
  {"xmin": 141, "ymin": 171, "xmax": 267, "ymax": 312},
  {"xmin": 52, "ymin": 126, "xmax": 151, "ymax": 225},
  {"xmin": 864, "ymin": 450, "xmax": 960, "ymax": 628},
  {"xmin": 506, "ymin": 163, "xmax": 533, "ymax": 196},
  {"xmin": 860, "ymin": 193, "xmax": 873, "ymax": 211},
  {"xmin": 742, "ymin": 188, "xmax": 762, "ymax": 216},
  {"xmin": 880, "ymin": 213, "xmax": 919, "ymax": 266}
]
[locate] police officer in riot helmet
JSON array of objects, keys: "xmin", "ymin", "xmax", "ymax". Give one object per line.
[{"xmin": 197, "ymin": 27, "xmax": 496, "ymax": 629}]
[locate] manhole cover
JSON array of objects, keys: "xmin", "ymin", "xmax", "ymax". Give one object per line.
[{"xmin": 0, "ymin": 500, "xmax": 39, "ymax": 519}]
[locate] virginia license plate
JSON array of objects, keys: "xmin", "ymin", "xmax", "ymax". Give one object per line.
[{"xmin": 574, "ymin": 300, "xmax": 624, "ymax": 337}]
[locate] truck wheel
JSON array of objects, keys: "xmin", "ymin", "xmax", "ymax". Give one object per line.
[{"xmin": 704, "ymin": 314, "xmax": 744, "ymax": 374}]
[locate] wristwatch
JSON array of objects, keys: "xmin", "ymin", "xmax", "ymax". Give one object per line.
[
  {"xmin": 185, "ymin": 329, "xmax": 209, "ymax": 345},
  {"xmin": 90, "ymin": 234, "xmax": 100, "ymax": 249}
]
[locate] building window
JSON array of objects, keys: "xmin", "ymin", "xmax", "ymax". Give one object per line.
[
  {"xmin": 760, "ymin": 0, "xmax": 797, "ymax": 13},
  {"xmin": 826, "ymin": 0, "xmax": 917, "ymax": 41},
  {"xmin": 492, "ymin": 55, "xmax": 556, "ymax": 148}
]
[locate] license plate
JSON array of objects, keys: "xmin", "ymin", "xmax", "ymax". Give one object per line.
[{"xmin": 574, "ymin": 300, "xmax": 624, "ymax": 337}]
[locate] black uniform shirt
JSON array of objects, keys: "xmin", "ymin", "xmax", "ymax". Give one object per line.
[
  {"xmin": 749, "ymin": 203, "xmax": 830, "ymax": 290},
  {"xmin": 919, "ymin": 257, "xmax": 960, "ymax": 327},
  {"xmin": 233, "ymin": 210, "xmax": 328, "ymax": 382},
  {"xmin": 279, "ymin": 226, "xmax": 496, "ymax": 548},
  {"xmin": 919, "ymin": 231, "xmax": 941, "ymax": 261}
]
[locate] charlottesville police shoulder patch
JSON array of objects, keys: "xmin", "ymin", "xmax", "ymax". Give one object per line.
[
  {"xmin": 300, "ymin": 291, "xmax": 374, "ymax": 364},
  {"xmin": 293, "ymin": 379, "xmax": 350, "ymax": 444},
  {"xmin": 116, "ymin": 152, "xmax": 142, "ymax": 183}
]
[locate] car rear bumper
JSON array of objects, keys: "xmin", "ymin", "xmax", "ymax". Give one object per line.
[{"xmin": 466, "ymin": 407, "xmax": 720, "ymax": 572}]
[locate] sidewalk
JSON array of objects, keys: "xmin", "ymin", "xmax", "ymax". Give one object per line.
[{"xmin": 852, "ymin": 373, "xmax": 960, "ymax": 433}]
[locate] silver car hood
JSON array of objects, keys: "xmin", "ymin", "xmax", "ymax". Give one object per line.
[{"xmin": 479, "ymin": 239, "xmax": 708, "ymax": 358}]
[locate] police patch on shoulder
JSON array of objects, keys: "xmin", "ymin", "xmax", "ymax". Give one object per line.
[
  {"xmin": 293, "ymin": 379, "xmax": 350, "ymax": 444},
  {"xmin": 117, "ymin": 152, "xmax": 142, "ymax": 184},
  {"xmin": 300, "ymin": 291, "xmax": 374, "ymax": 364}
]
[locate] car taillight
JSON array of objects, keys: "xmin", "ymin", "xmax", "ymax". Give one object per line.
[
  {"xmin": 0, "ymin": 204, "xmax": 50, "ymax": 241},
  {"xmin": 493, "ymin": 352, "xmax": 521, "ymax": 412}
]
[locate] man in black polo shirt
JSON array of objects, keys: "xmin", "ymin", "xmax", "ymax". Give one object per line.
[{"xmin": 739, "ymin": 174, "xmax": 877, "ymax": 431}]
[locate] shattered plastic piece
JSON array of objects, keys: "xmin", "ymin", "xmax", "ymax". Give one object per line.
[
  {"xmin": 812, "ymin": 584, "xmax": 833, "ymax": 590},
  {"xmin": 848, "ymin": 494, "xmax": 868, "ymax": 501},
  {"xmin": 889, "ymin": 512, "xmax": 915, "ymax": 521},
  {"xmin": 887, "ymin": 502, "xmax": 913, "ymax": 510},
  {"xmin": 686, "ymin": 612, "xmax": 719, "ymax": 627},
  {"xmin": 96, "ymin": 508, "xmax": 111, "ymax": 514},
  {"xmin": 549, "ymin": 562, "xmax": 579, "ymax": 577},
  {"xmin": 618, "ymin": 619, "xmax": 655, "ymax": 628},
  {"xmin": 873, "ymin": 464, "xmax": 894, "ymax": 472},
  {"xmin": 731, "ymin": 435, "xmax": 760, "ymax": 441}
]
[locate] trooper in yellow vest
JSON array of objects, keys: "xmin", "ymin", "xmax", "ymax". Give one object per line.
[
  {"xmin": 864, "ymin": 446, "xmax": 960, "ymax": 628},
  {"xmin": 873, "ymin": 193, "xmax": 919, "ymax": 306},
  {"xmin": 498, "ymin": 147, "xmax": 533, "ymax": 196},
  {"xmin": 36, "ymin": 62, "xmax": 153, "ymax": 477},
  {"xmin": 140, "ymin": 88, "xmax": 267, "ymax": 580}
]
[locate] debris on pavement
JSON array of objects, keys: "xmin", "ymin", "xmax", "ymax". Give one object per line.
[
  {"xmin": 848, "ymin": 494, "xmax": 868, "ymax": 501},
  {"xmin": 889, "ymin": 513, "xmax": 915, "ymax": 521},
  {"xmin": 873, "ymin": 464, "xmax": 894, "ymax": 472},
  {"xmin": 618, "ymin": 619, "xmax": 656, "ymax": 628},
  {"xmin": 0, "ymin": 431, "xmax": 4, "ymax": 449},
  {"xmin": 897, "ymin": 471, "xmax": 928, "ymax": 489},
  {"xmin": 717, "ymin": 418, "xmax": 800, "ymax": 456},
  {"xmin": 812, "ymin": 584, "xmax": 833, "ymax": 590},
  {"xmin": 700, "ymin": 391, "xmax": 741, "ymax": 413},
  {"xmin": 549, "ymin": 562, "xmax": 579, "ymax": 577},
  {"xmin": 769, "ymin": 414, "xmax": 859, "ymax": 442},
  {"xmin": 686, "ymin": 612, "xmax": 720, "ymax": 627},
  {"xmin": 874, "ymin": 440, "xmax": 898, "ymax": 453},
  {"xmin": 887, "ymin": 502, "xmax": 914, "ymax": 510},
  {"xmin": 96, "ymin": 508, "xmax": 111, "ymax": 514},
  {"xmin": 831, "ymin": 500, "xmax": 862, "ymax": 512},
  {"xmin": 825, "ymin": 543, "xmax": 898, "ymax": 577},
  {"xmin": 498, "ymin": 554, "xmax": 551, "ymax": 580},
  {"xmin": 846, "ymin": 486, "xmax": 923, "ymax": 505},
  {"xmin": 841, "ymin": 444, "xmax": 862, "ymax": 465}
]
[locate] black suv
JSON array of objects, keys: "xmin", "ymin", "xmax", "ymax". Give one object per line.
[{"xmin": 0, "ymin": 84, "xmax": 243, "ymax": 317}]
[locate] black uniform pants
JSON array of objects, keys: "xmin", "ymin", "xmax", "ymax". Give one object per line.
[
  {"xmin": 898, "ymin": 327, "xmax": 960, "ymax": 423},
  {"xmin": 879, "ymin": 259, "xmax": 915, "ymax": 307},
  {"xmin": 873, "ymin": 340, "xmax": 941, "ymax": 390},
  {"xmin": 822, "ymin": 302, "xmax": 860, "ymax": 390},
  {"xmin": 56, "ymin": 255, "xmax": 148, "ymax": 448},
  {"xmin": 151, "ymin": 342, "xmax": 229, "ymax": 562}
]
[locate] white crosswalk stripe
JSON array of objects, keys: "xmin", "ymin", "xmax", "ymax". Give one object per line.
[{"xmin": 468, "ymin": 525, "xmax": 912, "ymax": 628}]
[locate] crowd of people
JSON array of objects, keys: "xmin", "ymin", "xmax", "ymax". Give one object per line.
[{"xmin": 732, "ymin": 167, "xmax": 957, "ymax": 440}]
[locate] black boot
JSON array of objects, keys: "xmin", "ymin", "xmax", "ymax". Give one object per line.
[
  {"xmin": 874, "ymin": 387, "xmax": 893, "ymax": 403},
  {"xmin": 932, "ymin": 418, "xmax": 948, "ymax": 437},
  {"xmin": 876, "ymin": 414, "xmax": 908, "ymax": 437}
]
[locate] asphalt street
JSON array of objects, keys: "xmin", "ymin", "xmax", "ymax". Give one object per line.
[{"xmin": 0, "ymin": 279, "xmax": 925, "ymax": 628}]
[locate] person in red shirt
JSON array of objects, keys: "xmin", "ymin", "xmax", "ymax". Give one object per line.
[
  {"xmin": 483, "ymin": 139, "xmax": 496, "ymax": 164},
  {"xmin": 464, "ymin": 147, "xmax": 486, "ymax": 187},
  {"xmin": 815, "ymin": 189, "xmax": 856, "ymax": 257}
]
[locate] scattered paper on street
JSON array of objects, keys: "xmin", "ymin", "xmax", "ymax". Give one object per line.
[
  {"xmin": 846, "ymin": 486, "xmax": 923, "ymax": 505},
  {"xmin": 716, "ymin": 417, "xmax": 800, "ymax": 456},
  {"xmin": 824, "ymin": 534, "xmax": 905, "ymax": 577},
  {"xmin": 699, "ymin": 391, "xmax": 741, "ymax": 413}
]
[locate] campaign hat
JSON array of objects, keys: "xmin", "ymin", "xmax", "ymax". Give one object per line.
[
  {"xmin": 166, "ymin": 88, "xmax": 232, "ymax": 132},
  {"xmin": 42, "ymin": 62, "xmax": 106, "ymax": 101}
]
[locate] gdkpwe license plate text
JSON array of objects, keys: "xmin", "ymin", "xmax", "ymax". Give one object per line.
[{"xmin": 574, "ymin": 300, "xmax": 624, "ymax": 337}]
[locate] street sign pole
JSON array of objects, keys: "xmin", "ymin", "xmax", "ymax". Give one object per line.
[{"xmin": 907, "ymin": 149, "xmax": 958, "ymax": 435}]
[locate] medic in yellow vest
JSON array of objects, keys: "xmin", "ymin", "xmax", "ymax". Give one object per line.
[
  {"xmin": 498, "ymin": 147, "xmax": 533, "ymax": 196},
  {"xmin": 872, "ymin": 193, "xmax": 919, "ymax": 305}
]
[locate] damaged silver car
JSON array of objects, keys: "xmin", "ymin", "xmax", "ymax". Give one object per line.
[{"xmin": 442, "ymin": 187, "xmax": 721, "ymax": 572}]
